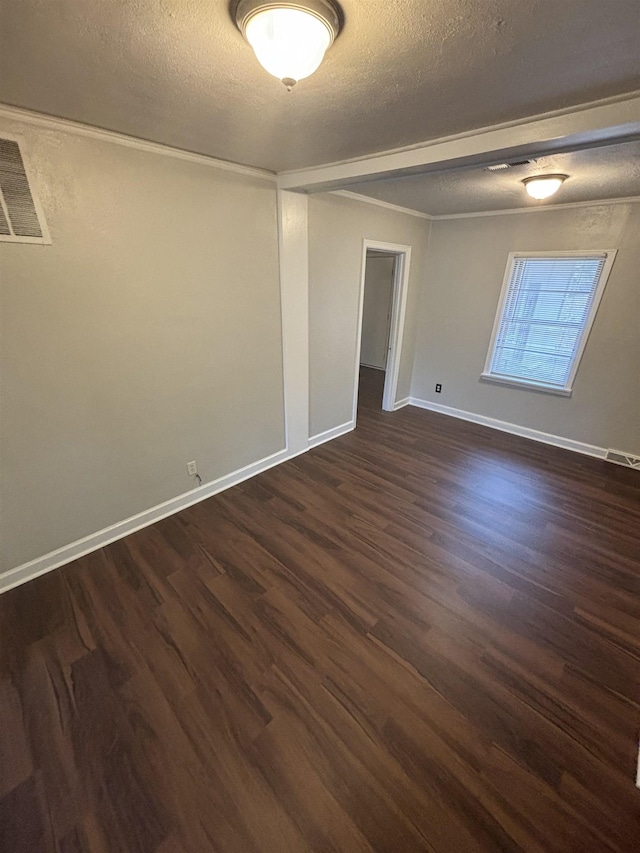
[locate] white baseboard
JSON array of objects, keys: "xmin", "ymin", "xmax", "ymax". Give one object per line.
[
  {"xmin": 309, "ymin": 420, "xmax": 355, "ymax": 448},
  {"xmin": 408, "ymin": 397, "xmax": 608, "ymax": 460},
  {"xmin": 0, "ymin": 444, "xmax": 316, "ymax": 596},
  {"xmin": 2, "ymin": 400, "xmax": 623, "ymax": 595},
  {"xmin": 1, "ymin": 420, "xmax": 359, "ymax": 595}
]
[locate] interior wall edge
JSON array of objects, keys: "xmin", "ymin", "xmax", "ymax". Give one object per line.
[{"xmin": 278, "ymin": 189, "xmax": 310, "ymax": 453}]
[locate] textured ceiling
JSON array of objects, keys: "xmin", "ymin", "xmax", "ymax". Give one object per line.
[
  {"xmin": 1, "ymin": 0, "xmax": 639, "ymax": 172},
  {"xmin": 343, "ymin": 140, "xmax": 640, "ymax": 215}
]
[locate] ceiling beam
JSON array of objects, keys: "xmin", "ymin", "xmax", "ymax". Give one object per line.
[{"xmin": 277, "ymin": 93, "xmax": 640, "ymax": 192}]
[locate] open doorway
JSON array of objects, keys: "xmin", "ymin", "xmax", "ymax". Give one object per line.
[
  {"xmin": 353, "ymin": 240, "xmax": 412, "ymax": 422},
  {"xmin": 359, "ymin": 251, "xmax": 395, "ymax": 409}
]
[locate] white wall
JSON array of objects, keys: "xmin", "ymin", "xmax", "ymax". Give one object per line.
[
  {"xmin": 0, "ymin": 116, "xmax": 285, "ymax": 574},
  {"xmin": 308, "ymin": 194, "xmax": 431, "ymax": 436},
  {"xmin": 411, "ymin": 203, "xmax": 640, "ymax": 455},
  {"xmin": 360, "ymin": 255, "xmax": 394, "ymax": 369}
]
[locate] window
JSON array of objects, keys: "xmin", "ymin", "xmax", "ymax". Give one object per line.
[{"xmin": 482, "ymin": 251, "xmax": 616, "ymax": 395}]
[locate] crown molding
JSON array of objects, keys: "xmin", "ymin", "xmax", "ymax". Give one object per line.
[
  {"xmin": 431, "ymin": 195, "xmax": 640, "ymax": 220},
  {"xmin": 0, "ymin": 104, "xmax": 277, "ymax": 182},
  {"xmin": 330, "ymin": 190, "xmax": 640, "ymax": 221},
  {"xmin": 2, "ymin": 102, "xmax": 638, "ymax": 215},
  {"xmin": 331, "ymin": 190, "xmax": 433, "ymax": 220}
]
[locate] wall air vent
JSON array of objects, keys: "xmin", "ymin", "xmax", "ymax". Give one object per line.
[
  {"xmin": 0, "ymin": 137, "xmax": 50, "ymax": 244},
  {"xmin": 606, "ymin": 450, "xmax": 640, "ymax": 469}
]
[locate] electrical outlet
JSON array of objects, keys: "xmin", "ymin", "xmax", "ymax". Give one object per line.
[
  {"xmin": 187, "ymin": 461, "xmax": 198, "ymax": 477},
  {"xmin": 435, "ymin": 383, "xmax": 442, "ymax": 393}
]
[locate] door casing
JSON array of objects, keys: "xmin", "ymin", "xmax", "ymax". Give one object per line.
[{"xmin": 353, "ymin": 239, "xmax": 412, "ymax": 421}]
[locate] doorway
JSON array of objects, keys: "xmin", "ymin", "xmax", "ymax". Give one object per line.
[
  {"xmin": 353, "ymin": 240, "xmax": 412, "ymax": 421},
  {"xmin": 359, "ymin": 250, "xmax": 395, "ymax": 409}
]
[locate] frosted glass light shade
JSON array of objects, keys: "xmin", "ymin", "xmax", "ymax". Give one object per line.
[
  {"xmin": 246, "ymin": 9, "xmax": 331, "ymax": 83},
  {"xmin": 236, "ymin": 1, "xmax": 340, "ymax": 88},
  {"xmin": 523, "ymin": 175, "xmax": 568, "ymax": 200}
]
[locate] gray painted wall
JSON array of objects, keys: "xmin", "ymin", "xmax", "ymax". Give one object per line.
[
  {"xmin": 0, "ymin": 118, "xmax": 285, "ymax": 573},
  {"xmin": 360, "ymin": 256, "xmax": 394, "ymax": 370},
  {"xmin": 2, "ymin": 117, "xmax": 637, "ymax": 582},
  {"xmin": 411, "ymin": 203, "xmax": 640, "ymax": 454},
  {"xmin": 308, "ymin": 194, "xmax": 431, "ymax": 436}
]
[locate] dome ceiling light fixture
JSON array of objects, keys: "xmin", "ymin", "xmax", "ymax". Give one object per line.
[
  {"xmin": 235, "ymin": 0, "xmax": 341, "ymax": 90},
  {"xmin": 522, "ymin": 174, "xmax": 568, "ymax": 200}
]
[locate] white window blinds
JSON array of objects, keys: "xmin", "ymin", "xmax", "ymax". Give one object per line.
[{"xmin": 483, "ymin": 253, "xmax": 614, "ymax": 394}]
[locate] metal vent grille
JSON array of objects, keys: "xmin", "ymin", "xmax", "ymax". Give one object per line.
[
  {"xmin": 485, "ymin": 159, "xmax": 535, "ymax": 172},
  {"xmin": 0, "ymin": 195, "xmax": 9, "ymax": 235},
  {"xmin": 606, "ymin": 450, "xmax": 640, "ymax": 469},
  {"xmin": 0, "ymin": 138, "xmax": 50, "ymax": 244}
]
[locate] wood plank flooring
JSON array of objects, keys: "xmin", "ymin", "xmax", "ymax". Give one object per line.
[{"xmin": 1, "ymin": 366, "xmax": 639, "ymax": 852}]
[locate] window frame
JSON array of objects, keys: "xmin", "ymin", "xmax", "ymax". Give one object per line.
[{"xmin": 481, "ymin": 250, "xmax": 617, "ymax": 396}]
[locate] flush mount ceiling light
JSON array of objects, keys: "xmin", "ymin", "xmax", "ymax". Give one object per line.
[
  {"xmin": 235, "ymin": 0, "xmax": 341, "ymax": 90},
  {"xmin": 522, "ymin": 174, "xmax": 568, "ymax": 200}
]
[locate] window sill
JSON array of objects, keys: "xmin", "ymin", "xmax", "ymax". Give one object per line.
[{"xmin": 480, "ymin": 373, "xmax": 572, "ymax": 397}]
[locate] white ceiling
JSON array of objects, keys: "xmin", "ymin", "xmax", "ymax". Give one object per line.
[
  {"xmin": 1, "ymin": 0, "xmax": 639, "ymax": 172},
  {"xmin": 343, "ymin": 140, "xmax": 640, "ymax": 215}
]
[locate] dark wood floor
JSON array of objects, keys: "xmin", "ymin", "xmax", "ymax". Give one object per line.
[{"xmin": 2, "ymin": 366, "xmax": 639, "ymax": 852}]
